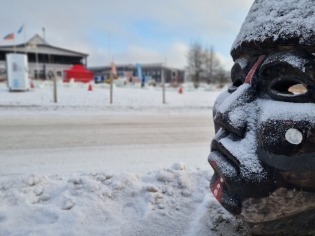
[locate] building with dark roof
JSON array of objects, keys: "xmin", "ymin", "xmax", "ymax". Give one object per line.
[
  {"xmin": 89, "ymin": 63, "xmax": 185, "ymax": 84},
  {"xmin": 0, "ymin": 34, "xmax": 88, "ymax": 80}
]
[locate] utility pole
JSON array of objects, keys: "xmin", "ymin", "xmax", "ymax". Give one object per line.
[{"xmin": 42, "ymin": 28, "xmax": 45, "ymax": 40}]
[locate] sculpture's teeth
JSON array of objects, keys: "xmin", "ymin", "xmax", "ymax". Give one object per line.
[{"xmin": 211, "ymin": 177, "xmax": 224, "ymax": 202}]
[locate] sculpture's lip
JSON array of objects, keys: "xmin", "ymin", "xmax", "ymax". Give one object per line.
[
  {"xmin": 210, "ymin": 129, "xmax": 241, "ymax": 174},
  {"xmin": 208, "ymin": 150, "xmax": 239, "ymax": 181},
  {"xmin": 210, "ymin": 175, "xmax": 224, "ymax": 203},
  {"xmin": 211, "ymin": 129, "xmax": 241, "ymax": 168},
  {"xmin": 209, "ymin": 157, "xmax": 242, "ymax": 215},
  {"xmin": 209, "ymin": 129, "xmax": 243, "ymax": 214}
]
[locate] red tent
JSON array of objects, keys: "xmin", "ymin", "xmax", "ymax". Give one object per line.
[{"xmin": 63, "ymin": 64, "xmax": 94, "ymax": 83}]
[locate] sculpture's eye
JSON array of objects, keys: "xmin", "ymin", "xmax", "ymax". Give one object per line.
[
  {"xmin": 268, "ymin": 77, "xmax": 309, "ymax": 102},
  {"xmin": 229, "ymin": 59, "xmax": 248, "ymax": 93}
]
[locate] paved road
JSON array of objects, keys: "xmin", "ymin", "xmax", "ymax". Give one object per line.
[{"xmin": 0, "ymin": 114, "xmax": 215, "ymax": 177}]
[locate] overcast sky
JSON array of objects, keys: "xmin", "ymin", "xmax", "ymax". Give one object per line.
[{"xmin": 1, "ymin": 0, "xmax": 253, "ymax": 70}]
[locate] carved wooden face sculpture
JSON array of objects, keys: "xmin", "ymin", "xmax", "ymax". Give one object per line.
[{"xmin": 209, "ymin": 49, "xmax": 315, "ymax": 235}]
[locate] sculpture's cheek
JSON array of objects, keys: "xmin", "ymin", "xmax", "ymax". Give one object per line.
[
  {"xmin": 259, "ymin": 119, "xmax": 314, "ymax": 156},
  {"xmin": 258, "ymin": 99, "xmax": 315, "ymax": 156}
]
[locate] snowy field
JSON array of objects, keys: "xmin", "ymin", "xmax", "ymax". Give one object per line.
[
  {"xmin": 0, "ymin": 81, "xmax": 221, "ymax": 115},
  {"xmin": 0, "ymin": 82, "xmax": 249, "ymax": 236}
]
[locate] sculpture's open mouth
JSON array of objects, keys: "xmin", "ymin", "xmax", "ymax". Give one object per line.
[
  {"xmin": 208, "ymin": 149, "xmax": 242, "ymax": 215},
  {"xmin": 210, "ymin": 173, "xmax": 224, "ymax": 202}
]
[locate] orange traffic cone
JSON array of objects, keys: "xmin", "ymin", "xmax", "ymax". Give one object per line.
[
  {"xmin": 88, "ymin": 83, "xmax": 93, "ymax": 91},
  {"xmin": 30, "ymin": 81, "xmax": 34, "ymax": 89},
  {"xmin": 178, "ymin": 86, "xmax": 183, "ymax": 94}
]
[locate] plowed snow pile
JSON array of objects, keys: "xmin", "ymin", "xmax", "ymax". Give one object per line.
[
  {"xmin": 0, "ymin": 83, "xmax": 248, "ymax": 235},
  {"xmin": 0, "ymin": 163, "xmax": 248, "ymax": 236}
]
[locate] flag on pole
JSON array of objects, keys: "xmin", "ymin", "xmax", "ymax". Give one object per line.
[
  {"xmin": 17, "ymin": 25, "xmax": 24, "ymax": 34},
  {"xmin": 136, "ymin": 63, "xmax": 142, "ymax": 78},
  {"xmin": 4, "ymin": 33, "xmax": 14, "ymax": 40}
]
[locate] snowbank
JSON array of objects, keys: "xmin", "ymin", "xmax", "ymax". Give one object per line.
[
  {"xmin": 0, "ymin": 164, "xmax": 248, "ymax": 236},
  {"xmin": 0, "ymin": 82, "xmax": 221, "ymax": 116},
  {"xmin": 0, "ymin": 82, "xmax": 249, "ymax": 235}
]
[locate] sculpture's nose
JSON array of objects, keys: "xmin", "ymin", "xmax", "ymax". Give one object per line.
[{"xmin": 213, "ymin": 83, "xmax": 254, "ymax": 138}]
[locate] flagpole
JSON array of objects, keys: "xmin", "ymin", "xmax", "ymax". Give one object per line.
[
  {"xmin": 13, "ymin": 34, "xmax": 16, "ymax": 53},
  {"xmin": 36, "ymin": 45, "xmax": 39, "ymax": 80},
  {"xmin": 24, "ymin": 24, "xmax": 27, "ymax": 54}
]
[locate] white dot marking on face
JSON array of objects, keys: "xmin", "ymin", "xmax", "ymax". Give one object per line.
[
  {"xmin": 220, "ymin": 178, "xmax": 223, "ymax": 182},
  {"xmin": 285, "ymin": 128, "xmax": 303, "ymax": 145},
  {"xmin": 214, "ymin": 189, "xmax": 218, "ymax": 197}
]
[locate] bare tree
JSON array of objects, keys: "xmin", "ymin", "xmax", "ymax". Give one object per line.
[
  {"xmin": 187, "ymin": 42, "xmax": 230, "ymax": 87},
  {"xmin": 186, "ymin": 41, "xmax": 204, "ymax": 88},
  {"xmin": 214, "ymin": 67, "xmax": 230, "ymax": 84},
  {"xmin": 204, "ymin": 47, "xmax": 222, "ymax": 84}
]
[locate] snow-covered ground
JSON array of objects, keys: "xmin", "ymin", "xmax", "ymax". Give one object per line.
[
  {"xmin": 0, "ymin": 81, "xmax": 221, "ymax": 115},
  {"xmin": 0, "ymin": 82, "xmax": 249, "ymax": 236}
]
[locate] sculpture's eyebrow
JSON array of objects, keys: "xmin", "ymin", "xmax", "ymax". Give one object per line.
[{"xmin": 261, "ymin": 53, "xmax": 308, "ymax": 73}]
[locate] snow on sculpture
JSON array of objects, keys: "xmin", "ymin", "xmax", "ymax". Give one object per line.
[{"xmin": 209, "ymin": 0, "xmax": 315, "ymax": 235}]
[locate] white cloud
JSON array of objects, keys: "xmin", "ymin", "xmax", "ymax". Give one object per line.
[
  {"xmin": 86, "ymin": 42, "xmax": 233, "ymax": 73},
  {"xmin": 0, "ymin": 0, "xmax": 254, "ymax": 70},
  {"xmin": 86, "ymin": 42, "xmax": 189, "ymax": 69}
]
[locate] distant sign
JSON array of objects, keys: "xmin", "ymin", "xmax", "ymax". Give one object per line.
[
  {"xmin": 136, "ymin": 63, "xmax": 142, "ymax": 78},
  {"xmin": 6, "ymin": 53, "xmax": 29, "ymax": 91}
]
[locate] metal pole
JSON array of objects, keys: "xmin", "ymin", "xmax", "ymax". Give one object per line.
[
  {"xmin": 162, "ymin": 66, "xmax": 165, "ymax": 104},
  {"xmin": 53, "ymin": 68, "xmax": 57, "ymax": 103},
  {"xmin": 24, "ymin": 24, "xmax": 27, "ymax": 54},
  {"xmin": 110, "ymin": 71, "xmax": 113, "ymax": 104},
  {"xmin": 42, "ymin": 28, "xmax": 45, "ymax": 41},
  {"xmin": 13, "ymin": 35, "xmax": 16, "ymax": 53},
  {"xmin": 108, "ymin": 31, "xmax": 111, "ymax": 64}
]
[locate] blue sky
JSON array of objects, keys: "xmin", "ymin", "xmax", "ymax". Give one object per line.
[{"xmin": 0, "ymin": 0, "xmax": 253, "ymax": 70}]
